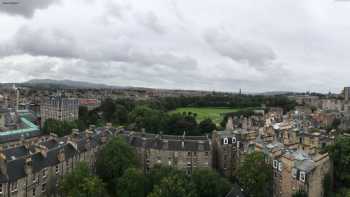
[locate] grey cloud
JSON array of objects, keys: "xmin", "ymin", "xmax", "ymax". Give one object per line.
[
  {"xmin": 13, "ymin": 26, "xmax": 77, "ymax": 58},
  {"xmin": 136, "ymin": 11, "xmax": 166, "ymax": 34},
  {"xmin": 3, "ymin": 26, "xmax": 196, "ymax": 70},
  {"xmin": 204, "ymin": 29, "xmax": 276, "ymax": 69},
  {"xmin": 0, "ymin": 0, "xmax": 60, "ymax": 18}
]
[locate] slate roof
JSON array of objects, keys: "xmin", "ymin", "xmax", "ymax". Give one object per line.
[
  {"xmin": 0, "ymin": 127, "xmax": 113, "ymax": 183},
  {"xmin": 4, "ymin": 146, "xmax": 29, "ymax": 160},
  {"xmin": 123, "ymin": 132, "xmax": 211, "ymax": 152},
  {"xmin": 7, "ymin": 158, "xmax": 26, "ymax": 181}
]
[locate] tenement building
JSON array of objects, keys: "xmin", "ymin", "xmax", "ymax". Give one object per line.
[
  {"xmin": 0, "ymin": 127, "xmax": 113, "ymax": 197},
  {"xmin": 212, "ymin": 129, "xmax": 257, "ymax": 177},
  {"xmin": 255, "ymin": 141, "xmax": 331, "ymax": 197},
  {"xmin": 119, "ymin": 131, "xmax": 212, "ymax": 174},
  {"xmin": 40, "ymin": 96, "xmax": 79, "ymax": 127}
]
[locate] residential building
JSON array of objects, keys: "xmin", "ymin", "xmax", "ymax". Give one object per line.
[
  {"xmin": 119, "ymin": 131, "xmax": 212, "ymax": 174},
  {"xmin": 212, "ymin": 129, "xmax": 257, "ymax": 177},
  {"xmin": 0, "ymin": 127, "xmax": 113, "ymax": 197}
]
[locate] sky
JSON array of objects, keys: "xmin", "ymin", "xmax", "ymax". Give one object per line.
[{"xmin": 0, "ymin": 0, "xmax": 350, "ymax": 93}]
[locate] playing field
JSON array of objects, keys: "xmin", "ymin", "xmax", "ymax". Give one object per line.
[{"xmin": 169, "ymin": 107, "xmax": 241, "ymax": 124}]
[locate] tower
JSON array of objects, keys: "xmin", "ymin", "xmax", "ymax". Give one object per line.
[
  {"xmin": 12, "ymin": 84, "xmax": 19, "ymax": 112},
  {"xmin": 344, "ymin": 87, "xmax": 350, "ymax": 101}
]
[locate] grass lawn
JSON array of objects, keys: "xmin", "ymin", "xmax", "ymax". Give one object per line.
[{"xmin": 168, "ymin": 107, "xmax": 241, "ymax": 125}]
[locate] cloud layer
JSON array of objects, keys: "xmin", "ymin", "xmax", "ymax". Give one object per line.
[{"xmin": 0, "ymin": 0, "xmax": 350, "ymax": 93}]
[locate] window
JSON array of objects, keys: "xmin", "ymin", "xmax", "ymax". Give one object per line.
[
  {"xmin": 193, "ymin": 152, "xmax": 197, "ymax": 156},
  {"xmin": 205, "ymin": 152, "xmax": 209, "ymax": 156},
  {"xmin": 55, "ymin": 165, "xmax": 59, "ymax": 175},
  {"xmin": 42, "ymin": 168, "xmax": 47, "ymax": 178},
  {"xmin": 168, "ymin": 159, "xmax": 172, "ymax": 166},
  {"xmin": 300, "ymin": 171, "xmax": 306, "ymax": 182},
  {"xmin": 273, "ymin": 160, "xmax": 278, "ymax": 169},
  {"xmin": 292, "ymin": 168, "xmax": 297, "ymax": 178},
  {"xmin": 32, "ymin": 174, "xmax": 37, "ymax": 183},
  {"xmin": 11, "ymin": 181, "xmax": 17, "ymax": 192},
  {"xmin": 232, "ymin": 137, "xmax": 236, "ymax": 144},
  {"xmin": 187, "ymin": 152, "xmax": 191, "ymax": 156},
  {"xmin": 223, "ymin": 137, "xmax": 228, "ymax": 145},
  {"xmin": 278, "ymin": 162, "xmax": 283, "ymax": 172},
  {"xmin": 41, "ymin": 183, "xmax": 46, "ymax": 192},
  {"xmin": 32, "ymin": 188, "xmax": 36, "ymax": 197},
  {"xmin": 0, "ymin": 183, "xmax": 2, "ymax": 194},
  {"xmin": 186, "ymin": 163, "xmax": 192, "ymax": 175}
]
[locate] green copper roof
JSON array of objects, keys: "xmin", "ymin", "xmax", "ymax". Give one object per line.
[{"xmin": 0, "ymin": 117, "xmax": 39, "ymax": 137}]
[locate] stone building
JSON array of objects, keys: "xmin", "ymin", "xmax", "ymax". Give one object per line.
[
  {"xmin": 255, "ymin": 141, "xmax": 331, "ymax": 197},
  {"xmin": 119, "ymin": 131, "xmax": 212, "ymax": 174},
  {"xmin": 0, "ymin": 127, "xmax": 113, "ymax": 197},
  {"xmin": 40, "ymin": 96, "xmax": 79, "ymax": 127},
  {"xmin": 212, "ymin": 129, "xmax": 257, "ymax": 177}
]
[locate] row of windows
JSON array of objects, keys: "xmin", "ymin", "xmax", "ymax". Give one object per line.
[
  {"xmin": 0, "ymin": 156, "xmax": 94, "ymax": 195},
  {"xmin": 0, "ymin": 181, "xmax": 45, "ymax": 195}
]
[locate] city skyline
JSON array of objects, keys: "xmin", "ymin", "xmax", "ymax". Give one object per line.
[{"xmin": 1, "ymin": 0, "xmax": 350, "ymax": 93}]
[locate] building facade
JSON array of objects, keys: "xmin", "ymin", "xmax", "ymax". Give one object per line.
[
  {"xmin": 0, "ymin": 127, "xmax": 112, "ymax": 197},
  {"xmin": 40, "ymin": 97, "xmax": 79, "ymax": 127},
  {"xmin": 119, "ymin": 131, "xmax": 212, "ymax": 174}
]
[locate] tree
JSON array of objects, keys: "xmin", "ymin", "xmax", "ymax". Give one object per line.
[
  {"xmin": 191, "ymin": 169, "xmax": 231, "ymax": 197},
  {"xmin": 114, "ymin": 104, "xmax": 128, "ymax": 125},
  {"xmin": 164, "ymin": 113, "xmax": 198, "ymax": 136},
  {"xmin": 96, "ymin": 137, "xmax": 138, "ymax": 194},
  {"xmin": 327, "ymin": 136, "xmax": 350, "ymax": 188},
  {"xmin": 60, "ymin": 162, "xmax": 107, "ymax": 197},
  {"xmin": 198, "ymin": 118, "xmax": 217, "ymax": 134},
  {"xmin": 237, "ymin": 152, "xmax": 273, "ymax": 197},
  {"xmin": 292, "ymin": 190, "xmax": 308, "ymax": 197},
  {"xmin": 148, "ymin": 174, "xmax": 198, "ymax": 197},
  {"xmin": 128, "ymin": 106, "xmax": 166, "ymax": 132},
  {"xmin": 117, "ymin": 168, "xmax": 147, "ymax": 197},
  {"xmin": 100, "ymin": 98, "xmax": 116, "ymax": 122},
  {"xmin": 42, "ymin": 119, "xmax": 77, "ymax": 137},
  {"xmin": 146, "ymin": 166, "xmax": 182, "ymax": 193}
]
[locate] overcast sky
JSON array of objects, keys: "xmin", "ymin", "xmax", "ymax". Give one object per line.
[{"xmin": 0, "ymin": 0, "xmax": 349, "ymax": 93}]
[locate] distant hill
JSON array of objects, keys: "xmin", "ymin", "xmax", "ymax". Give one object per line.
[{"xmin": 22, "ymin": 79, "xmax": 121, "ymax": 89}]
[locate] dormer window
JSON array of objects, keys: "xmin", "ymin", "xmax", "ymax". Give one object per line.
[
  {"xmin": 223, "ymin": 137, "xmax": 229, "ymax": 145},
  {"xmin": 278, "ymin": 162, "xmax": 283, "ymax": 172},
  {"xmin": 273, "ymin": 160, "xmax": 278, "ymax": 169}
]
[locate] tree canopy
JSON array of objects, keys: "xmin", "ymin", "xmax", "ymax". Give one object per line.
[
  {"xmin": 117, "ymin": 168, "xmax": 147, "ymax": 197},
  {"xmin": 147, "ymin": 174, "xmax": 198, "ymax": 197},
  {"xmin": 96, "ymin": 137, "xmax": 139, "ymax": 194},
  {"xmin": 191, "ymin": 169, "xmax": 231, "ymax": 197},
  {"xmin": 237, "ymin": 152, "xmax": 273, "ymax": 197},
  {"xmin": 59, "ymin": 162, "xmax": 108, "ymax": 197}
]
